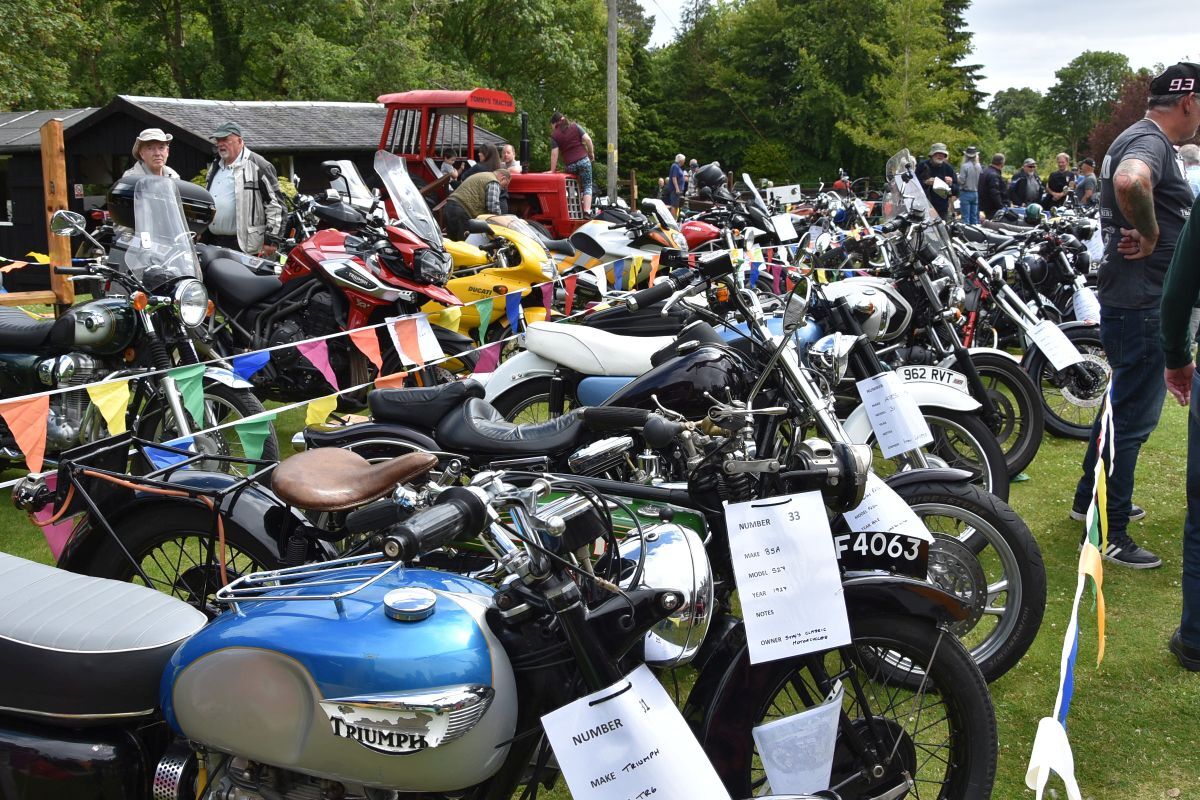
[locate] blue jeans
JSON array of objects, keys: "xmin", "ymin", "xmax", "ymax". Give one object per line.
[
  {"xmin": 959, "ymin": 190, "xmax": 979, "ymax": 224},
  {"xmin": 1072, "ymin": 306, "xmax": 1167, "ymax": 536},
  {"xmin": 1183, "ymin": 370, "xmax": 1200, "ymax": 647}
]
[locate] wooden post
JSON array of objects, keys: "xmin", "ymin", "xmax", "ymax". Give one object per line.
[
  {"xmin": 629, "ymin": 169, "xmax": 637, "ymax": 205},
  {"xmin": 40, "ymin": 119, "xmax": 74, "ymax": 311}
]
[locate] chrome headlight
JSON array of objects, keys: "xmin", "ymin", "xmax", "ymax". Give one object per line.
[
  {"xmin": 618, "ymin": 522, "xmax": 713, "ymax": 669},
  {"xmin": 173, "ymin": 279, "xmax": 209, "ymax": 327},
  {"xmin": 808, "ymin": 332, "xmax": 859, "ymax": 383},
  {"xmin": 415, "ymin": 248, "xmax": 452, "ymax": 285}
]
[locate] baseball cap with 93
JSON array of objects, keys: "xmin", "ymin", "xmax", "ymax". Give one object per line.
[{"xmin": 1150, "ymin": 62, "xmax": 1200, "ymax": 96}]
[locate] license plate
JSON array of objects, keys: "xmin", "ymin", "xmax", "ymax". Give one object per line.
[
  {"xmin": 897, "ymin": 365, "xmax": 970, "ymax": 394},
  {"xmin": 832, "ymin": 531, "xmax": 929, "ymax": 578}
]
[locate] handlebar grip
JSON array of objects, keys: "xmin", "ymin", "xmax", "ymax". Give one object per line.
[
  {"xmin": 53, "ymin": 266, "xmax": 91, "ymax": 275},
  {"xmin": 626, "ymin": 277, "xmax": 680, "ymax": 311},
  {"xmin": 581, "ymin": 406, "xmax": 652, "ymax": 432},
  {"xmin": 382, "ymin": 487, "xmax": 486, "ymax": 561}
]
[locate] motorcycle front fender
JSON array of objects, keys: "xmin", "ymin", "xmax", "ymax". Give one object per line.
[
  {"xmin": 938, "ymin": 346, "xmax": 1020, "ymax": 369},
  {"xmin": 203, "ymin": 366, "xmax": 254, "ymax": 390},
  {"xmin": 841, "ymin": 383, "xmax": 980, "ymax": 442},
  {"xmin": 881, "ymin": 466, "xmax": 975, "ymax": 489},
  {"xmin": 481, "ymin": 350, "xmax": 559, "ymax": 402},
  {"xmin": 56, "ymin": 471, "xmax": 301, "ymax": 575}
]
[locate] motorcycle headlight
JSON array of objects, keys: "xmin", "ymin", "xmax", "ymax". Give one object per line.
[
  {"xmin": 618, "ymin": 522, "xmax": 713, "ymax": 669},
  {"xmin": 415, "ymin": 248, "xmax": 452, "ymax": 285},
  {"xmin": 173, "ymin": 279, "xmax": 209, "ymax": 327},
  {"xmin": 808, "ymin": 332, "xmax": 858, "ymax": 383}
]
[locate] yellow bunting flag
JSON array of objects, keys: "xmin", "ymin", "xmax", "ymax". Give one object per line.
[
  {"xmin": 86, "ymin": 380, "xmax": 131, "ymax": 435},
  {"xmin": 631, "ymin": 255, "xmax": 643, "ymax": 289},
  {"xmin": 305, "ymin": 394, "xmax": 339, "ymax": 427},
  {"xmin": 0, "ymin": 394, "xmax": 50, "ymax": 472},
  {"xmin": 25, "ymin": 252, "xmax": 50, "ymax": 264}
]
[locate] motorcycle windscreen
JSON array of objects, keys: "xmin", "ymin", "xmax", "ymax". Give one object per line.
[
  {"xmin": 128, "ymin": 176, "xmax": 202, "ymax": 291},
  {"xmin": 329, "ymin": 159, "xmax": 375, "ymax": 211},
  {"xmin": 883, "ymin": 148, "xmax": 932, "ymax": 221},
  {"xmin": 375, "ymin": 149, "xmax": 444, "ymax": 250}
]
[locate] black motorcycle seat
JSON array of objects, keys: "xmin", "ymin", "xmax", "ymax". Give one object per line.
[
  {"xmin": 545, "ymin": 237, "xmax": 576, "ymax": 257},
  {"xmin": 958, "ymin": 224, "xmax": 1018, "ymax": 252},
  {"xmin": 436, "ymin": 397, "xmax": 586, "ymax": 457},
  {"xmin": 370, "ymin": 379, "xmax": 486, "ymax": 428},
  {"xmin": 0, "ymin": 552, "xmax": 207, "ymax": 725},
  {"xmin": 0, "ymin": 307, "xmax": 72, "ymax": 350},
  {"xmin": 199, "ymin": 250, "xmax": 282, "ymax": 308}
]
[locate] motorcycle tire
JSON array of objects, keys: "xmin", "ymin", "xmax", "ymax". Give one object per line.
[
  {"xmin": 80, "ymin": 502, "xmax": 283, "ymax": 616},
  {"xmin": 491, "ymin": 377, "xmax": 577, "ymax": 424},
  {"xmin": 884, "ymin": 479, "xmax": 1046, "ymax": 684},
  {"xmin": 705, "ymin": 614, "xmax": 996, "ymax": 799},
  {"xmin": 1023, "ymin": 325, "xmax": 1109, "ymax": 440},
  {"xmin": 868, "ymin": 408, "xmax": 1010, "ymax": 501},
  {"xmin": 966, "ymin": 350, "xmax": 1044, "ymax": 477}
]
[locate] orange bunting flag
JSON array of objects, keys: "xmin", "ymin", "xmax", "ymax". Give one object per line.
[
  {"xmin": 648, "ymin": 254, "xmax": 660, "ymax": 287},
  {"xmin": 349, "ymin": 328, "xmax": 384, "ymax": 370},
  {"xmin": 0, "ymin": 394, "xmax": 50, "ymax": 472},
  {"xmin": 86, "ymin": 380, "xmax": 132, "ymax": 435},
  {"xmin": 390, "ymin": 317, "xmax": 424, "ymax": 368},
  {"xmin": 374, "ymin": 372, "xmax": 409, "ymax": 389}
]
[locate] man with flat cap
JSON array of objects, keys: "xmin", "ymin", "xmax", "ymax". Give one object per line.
[
  {"xmin": 124, "ymin": 128, "xmax": 180, "ymax": 178},
  {"xmin": 915, "ymin": 143, "xmax": 957, "ymax": 218},
  {"xmin": 204, "ymin": 121, "xmax": 284, "ymax": 257},
  {"xmin": 1072, "ymin": 62, "xmax": 1200, "ymax": 571}
]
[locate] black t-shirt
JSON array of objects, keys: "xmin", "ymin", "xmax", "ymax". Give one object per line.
[
  {"xmin": 1075, "ymin": 174, "xmax": 1097, "ymax": 205},
  {"xmin": 1047, "ymin": 169, "xmax": 1074, "ymax": 207},
  {"xmin": 1097, "ymin": 118, "xmax": 1195, "ymax": 308}
]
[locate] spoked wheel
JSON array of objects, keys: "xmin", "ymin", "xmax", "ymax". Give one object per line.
[
  {"xmin": 492, "ymin": 377, "xmax": 577, "ymax": 424},
  {"xmin": 82, "ymin": 505, "xmax": 282, "ymax": 616},
  {"xmin": 869, "ymin": 409, "xmax": 1009, "ymax": 501},
  {"xmin": 888, "ymin": 480, "xmax": 1046, "ymax": 683},
  {"xmin": 709, "ymin": 614, "xmax": 996, "ymax": 799},
  {"xmin": 966, "ymin": 351, "xmax": 1044, "ymax": 477},
  {"xmin": 1023, "ymin": 325, "xmax": 1109, "ymax": 440}
]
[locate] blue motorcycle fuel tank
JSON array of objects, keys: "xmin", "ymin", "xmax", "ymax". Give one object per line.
[{"xmin": 160, "ymin": 567, "xmax": 517, "ymax": 792}]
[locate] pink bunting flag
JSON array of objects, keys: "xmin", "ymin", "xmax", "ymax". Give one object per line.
[
  {"xmin": 564, "ymin": 274, "xmax": 578, "ymax": 315},
  {"xmin": 31, "ymin": 472, "xmax": 75, "ymax": 560},
  {"xmin": 474, "ymin": 342, "xmax": 503, "ymax": 374},
  {"xmin": 296, "ymin": 340, "xmax": 339, "ymax": 391},
  {"xmin": 348, "ymin": 328, "xmax": 384, "ymax": 370},
  {"xmin": 0, "ymin": 394, "xmax": 49, "ymax": 473},
  {"xmin": 541, "ymin": 282, "xmax": 554, "ymax": 317}
]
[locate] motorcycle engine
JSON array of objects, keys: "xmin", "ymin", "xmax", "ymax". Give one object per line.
[
  {"xmin": 206, "ymin": 756, "xmax": 397, "ymax": 800},
  {"xmin": 42, "ymin": 355, "xmax": 102, "ymax": 451},
  {"xmin": 267, "ymin": 293, "xmax": 343, "ymax": 393}
]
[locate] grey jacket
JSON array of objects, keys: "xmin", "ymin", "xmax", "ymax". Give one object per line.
[{"xmin": 205, "ymin": 146, "xmax": 285, "ymax": 253}]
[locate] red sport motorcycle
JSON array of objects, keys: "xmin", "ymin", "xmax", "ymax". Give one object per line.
[{"xmin": 195, "ymin": 150, "xmax": 476, "ymax": 402}]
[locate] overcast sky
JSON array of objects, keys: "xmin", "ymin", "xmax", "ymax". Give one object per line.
[{"xmin": 643, "ymin": 0, "xmax": 1196, "ymax": 100}]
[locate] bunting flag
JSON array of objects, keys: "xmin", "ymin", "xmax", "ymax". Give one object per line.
[
  {"xmin": 0, "ymin": 260, "xmax": 30, "ymax": 273},
  {"xmin": 749, "ymin": 259, "xmax": 760, "ymax": 289},
  {"xmin": 631, "ymin": 255, "xmax": 643, "ymax": 289},
  {"xmin": 541, "ymin": 282, "xmax": 555, "ymax": 317},
  {"xmin": 772, "ymin": 262, "xmax": 781, "ymax": 293},
  {"xmin": 389, "ymin": 317, "xmax": 424, "ymax": 368},
  {"xmin": 231, "ymin": 351, "xmax": 271, "ymax": 381},
  {"xmin": 563, "ymin": 275, "xmax": 578, "ymax": 315},
  {"xmin": 648, "ymin": 254, "xmax": 660, "ymax": 287},
  {"xmin": 590, "ymin": 265, "xmax": 608, "ymax": 297},
  {"xmin": 0, "ymin": 394, "xmax": 49, "ymax": 473},
  {"xmin": 476, "ymin": 296, "xmax": 495, "ymax": 342},
  {"xmin": 348, "ymin": 328, "xmax": 384, "ymax": 370},
  {"xmin": 26, "ymin": 252, "xmax": 50, "ymax": 264},
  {"xmin": 30, "ymin": 472, "xmax": 74, "ymax": 560},
  {"xmin": 474, "ymin": 342, "xmax": 503, "ymax": 374},
  {"xmin": 613, "ymin": 258, "xmax": 626, "ymax": 293},
  {"xmin": 374, "ymin": 372, "xmax": 409, "ymax": 389},
  {"xmin": 297, "ymin": 340, "xmax": 339, "ymax": 391},
  {"xmin": 86, "ymin": 379, "xmax": 131, "ymax": 435},
  {"xmin": 305, "ymin": 394, "xmax": 339, "ymax": 426},
  {"xmin": 414, "ymin": 316, "xmax": 446, "ymax": 363},
  {"xmin": 234, "ymin": 415, "xmax": 277, "ymax": 473},
  {"xmin": 145, "ymin": 436, "xmax": 196, "ymax": 471},
  {"xmin": 505, "ymin": 290, "xmax": 524, "ymax": 334},
  {"xmin": 1025, "ymin": 389, "xmax": 1111, "ymax": 800},
  {"xmin": 427, "ymin": 305, "xmax": 462, "ymax": 333},
  {"xmin": 168, "ymin": 364, "xmax": 206, "ymax": 429}
]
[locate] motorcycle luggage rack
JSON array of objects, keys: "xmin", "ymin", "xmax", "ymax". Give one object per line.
[{"xmin": 214, "ymin": 553, "xmax": 402, "ymax": 613}]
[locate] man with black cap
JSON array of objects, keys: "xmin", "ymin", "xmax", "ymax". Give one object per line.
[
  {"xmin": 980, "ymin": 153, "xmax": 1008, "ymax": 220},
  {"xmin": 204, "ymin": 121, "xmax": 284, "ymax": 257},
  {"xmin": 1070, "ymin": 62, "xmax": 1200, "ymax": 569},
  {"xmin": 915, "ymin": 142, "xmax": 956, "ymax": 218},
  {"xmin": 124, "ymin": 128, "xmax": 180, "ymax": 178},
  {"xmin": 1008, "ymin": 158, "xmax": 1045, "ymax": 207},
  {"xmin": 1074, "ymin": 158, "xmax": 1097, "ymax": 207},
  {"xmin": 959, "ymin": 146, "xmax": 982, "ymax": 224}
]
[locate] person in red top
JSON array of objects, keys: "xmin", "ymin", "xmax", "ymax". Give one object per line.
[{"xmin": 548, "ymin": 111, "xmax": 596, "ymax": 214}]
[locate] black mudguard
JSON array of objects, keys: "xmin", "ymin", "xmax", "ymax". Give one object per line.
[
  {"xmin": 302, "ymin": 421, "xmax": 440, "ymax": 461},
  {"xmin": 56, "ymin": 471, "xmax": 304, "ymax": 575},
  {"xmin": 881, "ymin": 466, "xmax": 974, "ymax": 489}
]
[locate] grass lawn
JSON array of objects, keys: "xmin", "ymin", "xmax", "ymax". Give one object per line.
[{"xmin": 0, "ymin": 398, "xmax": 1197, "ymax": 798}]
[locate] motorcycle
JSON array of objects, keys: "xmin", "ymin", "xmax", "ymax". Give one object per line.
[
  {"xmin": 196, "ymin": 150, "xmax": 476, "ymax": 401},
  {"xmin": 567, "ymin": 198, "xmax": 690, "ymax": 289},
  {"xmin": 0, "ymin": 176, "xmax": 275, "ymax": 472}
]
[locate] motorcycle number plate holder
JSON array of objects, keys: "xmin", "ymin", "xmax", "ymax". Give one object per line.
[
  {"xmin": 724, "ymin": 492, "xmax": 852, "ymax": 664},
  {"xmin": 1027, "ymin": 319, "xmax": 1086, "ymax": 371},
  {"xmin": 896, "ymin": 365, "xmax": 970, "ymax": 394},
  {"xmin": 831, "ymin": 530, "xmax": 929, "ymax": 579},
  {"xmin": 541, "ymin": 664, "xmax": 731, "ymax": 800},
  {"xmin": 855, "ymin": 371, "xmax": 934, "ymax": 459}
]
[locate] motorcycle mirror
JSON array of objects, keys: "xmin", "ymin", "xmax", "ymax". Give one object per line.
[
  {"xmin": 466, "ymin": 219, "xmax": 491, "ymax": 235},
  {"xmin": 782, "ymin": 290, "xmax": 808, "ymax": 331},
  {"xmin": 931, "ymin": 177, "xmax": 951, "ymax": 199},
  {"xmin": 321, "ymin": 160, "xmax": 343, "ymax": 180},
  {"xmin": 50, "ymin": 210, "xmax": 86, "ymax": 237}
]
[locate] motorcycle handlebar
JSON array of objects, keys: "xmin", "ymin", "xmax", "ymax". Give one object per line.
[
  {"xmin": 581, "ymin": 406, "xmax": 652, "ymax": 431},
  {"xmin": 382, "ymin": 487, "xmax": 487, "ymax": 562},
  {"xmin": 53, "ymin": 266, "xmax": 92, "ymax": 276},
  {"xmin": 625, "ymin": 267, "xmax": 694, "ymax": 311}
]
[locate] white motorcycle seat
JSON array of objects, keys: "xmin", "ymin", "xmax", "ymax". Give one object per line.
[{"xmin": 523, "ymin": 321, "xmax": 675, "ymax": 376}]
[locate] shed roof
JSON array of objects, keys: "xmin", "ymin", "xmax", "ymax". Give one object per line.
[{"xmin": 0, "ymin": 108, "xmax": 99, "ymax": 150}]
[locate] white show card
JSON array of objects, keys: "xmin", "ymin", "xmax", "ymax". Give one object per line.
[
  {"xmin": 772, "ymin": 213, "xmax": 799, "ymax": 242},
  {"xmin": 1028, "ymin": 320, "xmax": 1086, "ymax": 371},
  {"xmin": 844, "ymin": 473, "xmax": 933, "ymax": 543},
  {"xmin": 415, "ymin": 316, "xmax": 446, "ymax": 361},
  {"xmin": 855, "ymin": 371, "xmax": 934, "ymax": 459},
  {"xmin": 590, "ymin": 264, "xmax": 608, "ymax": 297},
  {"xmin": 1071, "ymin": 286, "xmax": 1100, "ymax": 324},
  {"xmin": 540, "ymin": 664, "xmax": 730, "ymax": 800},
  {"xmin": 753, "ymin": 683, "xmax": 843, "ymax": 795},
  {"xmin": 724, "ymin": 492, "xmax": 851, "ymax": 664}
]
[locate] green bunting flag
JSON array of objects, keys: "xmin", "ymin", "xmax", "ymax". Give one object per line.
[
  {"xmin": 477, "ymin": 297, "xmax": 494, "ymax": 343},
  {"xmin": 233, "ymin": 414, "xmax": 277, "ymax": 474},
  {"xmin": 168, "ymin": 364, "xmax": 207, "ymax": 428}
]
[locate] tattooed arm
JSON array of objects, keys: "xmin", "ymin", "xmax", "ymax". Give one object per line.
[{"xmin": 1113, "ymin": 158, "xmax": 1157, "ymax": 260}]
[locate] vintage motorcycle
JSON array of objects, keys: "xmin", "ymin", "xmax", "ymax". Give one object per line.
[{"xmin": 0, "ymin": 176, "xmax": 275, "ymax": 472}]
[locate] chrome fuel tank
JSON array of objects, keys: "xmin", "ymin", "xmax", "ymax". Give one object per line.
[{"xmin": 159, "ymin": 568, "xmax": 516, "ymax": 792}]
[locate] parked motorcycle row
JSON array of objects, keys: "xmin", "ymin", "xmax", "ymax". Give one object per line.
[{"xmin": 0, "ymin": 146, "xmax": 1111, "ymax": 799}]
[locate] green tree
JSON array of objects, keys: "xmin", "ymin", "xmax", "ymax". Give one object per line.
[
  {"xmin": 0, "ymin": 0, "xmax": 84, "ymax": 109},
  {"xmin": 988, "ymin": 87, "xmax": 1042, "ymax": 139},
  {"xmin": 1040, "ymin": 50, "xmax": 1131, "ymax": 160}
]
